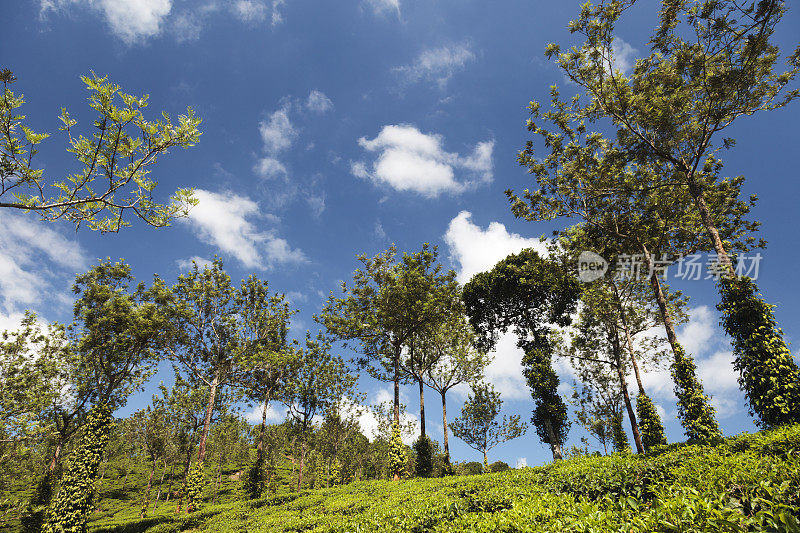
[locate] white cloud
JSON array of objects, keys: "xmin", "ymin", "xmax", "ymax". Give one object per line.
[
  {"xmin": 172, "ymin": 10, "xmax": 202, "ymax": 42},
  {"xmin": 610, "ymin": 36, "xmax": 636, "ymax": 74},
  {"xmin": 259, "ymin": 106, "xmax": 297, "ymax": 155},
  {"xmin": 0, "ymin": 211, "xmax": 88, "ymax": 314},
  {"xmin": 365, "ymin": 0, "xmax": 399, "ymax": 17},
  {"xmin": 176, "ymin": 256, "xmax": 213, "ymax": 271},
  {"xmin": 270, "ymin": 0, "xmax": 286, "ymax": 25},
  {"xmin": 677, "ymin": 305, "xmax": 716, "ymax": 356},
  {"xmin": 484, "ymin": 332, "xmax": 528, "ymax": 400},
  {"xmin": 233, "ymin": 0, "xmax": 266, "ymax": 23},
  {"xmin": 305, "ymin": 90, "xmax": 333, "ymax": 113},
  {"xmin": 353, "ymin": 125, "xmax": 493, "ymax": 198},
  {"xmin": 394, "ymin": 44, "xmax": 475, "ymax": 89},
  {"xmin": 444, "ymin": 210, "xmax": 547, "ymax": 284},
  {"xmin": 99, "ymin": 0, "xmax": 172, "ymax": 43},
  {"xmin": 183, "ymin": 189, "xmax": 306, "ymax": 269},
  {"xmin": 442, "ymin": 211, "xmax": 551, "ymax": 399},
  {"xmin": 253, "ymin": 157, "xmax": 288, "ymax": 180},
  {"xmin": 245, "ymin": 402, "xmax": 287, "ymax": 424},
  {"xmin": 515, "ymin": 457, "xmax": 527, "ymax": 469}
]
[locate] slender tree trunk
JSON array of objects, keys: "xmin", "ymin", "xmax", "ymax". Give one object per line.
[
  {"xmin": 176, "ymin": 448, "xmax": 192, "ymax": 513},
  {"xmin": 543, "ymin": 417, "xmax": 563, "ymax": 461},
  {"xmin": 612, "ymin": 283, "xmax": 646, "ymax": 395},
  {"xmin": 685, "ymin": 171, "xmax": 736, "ymax": 280},
  {"xmin": 197, "ymin": 371, "xmax": 221, "ymax": 463},
  {"xmin": 141, "ymin": 459, "xmax": 156, "ymax": 518},
  {"xmin": 256, "ymin": 393, "xmax": 271, "ymax": 464},
  {"xmin": 393, "ymin": 349, "xmax": 400, "ymax": 426},
  {"xmin": 47, "ymin": 439, "xmax": 63, "ymax": 473},
  {"xmin": 165, "ymin": 456, "xmax": 176, "ymax": 503},
  {"xmin": 155, "ymin": 457, "xmax": 168, "ymax": 503},
  {"xmin": 611, "ymin": 329, "xmax": 644, "ymax": 454},
  {"xmin": 296, "ymin": 439, "xmax": 307, "ymax": 492},
  {"xmin": 440, "ymin": 391, "xmax": 449, "ymax": 459},
  {"xmin": 418, "ymin": 378, "xmax": 426, "ymax": 438}
]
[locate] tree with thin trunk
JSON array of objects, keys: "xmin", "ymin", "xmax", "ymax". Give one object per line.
[
  {"xmin": 317, "ymin": 244, "xmax": 458, "ymax": 480},
  {"xmin": 283, "ymin": 332, "xmax": 357, "ymax": 492},
  {"xmin": 422, "ymin": 314, "xmax": 489, "ymax": 467},
  {"xmin": 463, "ymin": 248, "xmax": 580, "ymax": 461},
  {"xmin": 451, "ymin": 382, "xmax": 527, "ymax": 471},
  {"xmin": 509, "ymin": 0, "xmax": 800, "ymax": 428},
  {"xmin": 236, "ymin": 276, "xmax": 296, "ymax": 499}
]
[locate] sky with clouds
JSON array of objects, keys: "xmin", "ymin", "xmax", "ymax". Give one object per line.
[{"xmin": 3, "ymin": 0, "xmax": 800, "ymax": 468}]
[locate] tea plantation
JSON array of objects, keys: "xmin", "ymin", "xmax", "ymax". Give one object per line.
[{"xmin": 83, "ymin": 424, "xmax": 800, "ymax": 533}]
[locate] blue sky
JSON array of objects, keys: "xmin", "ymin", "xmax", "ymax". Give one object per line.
[{"xmin": 2, "ymin": 0, "xmax": 800, "ymax": 468}]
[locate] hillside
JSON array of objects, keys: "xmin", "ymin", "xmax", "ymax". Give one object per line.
[{"xmin": 80, "ymin": 424, "xmax": 800, "ymax": 533}]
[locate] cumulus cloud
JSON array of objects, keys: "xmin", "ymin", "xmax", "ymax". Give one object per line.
[
  {"xmin": 0, "ymin": 211, "xmax": 87, "ymax": 315},
  {"xmin": 305, "ymin": 90, "xmax": 334, "ymax": 113},
  {"xmin": 394, "ymin": 44, "xmax": 475, "ymax": 89},
  {"xmin": 353, "ymin": 125, "xmax": 493, "ymax": 198},
  {"xmin": 444, "ymin": 210, "xmax": 547, "ymax": 284},
  {"xmin": 183, "ymin": 189, "xmax": 306, "ymax": 269},
  {"xmin": 442, "ymin": 211, "xmax": 548, "ymax": 398},
  {"xmin": 41, "ymin": 0, "xmax": 173, "ymax": 43}
]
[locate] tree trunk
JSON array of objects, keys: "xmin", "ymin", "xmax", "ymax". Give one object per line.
[
  {"xmin": 418, "ymin": 378, "xmax": 426, "ymax": 438},
  {"xmin": 296, "ymin": 439, "xmax": 307, "ymax": 492},
  {"xmin": 611, "ymin": 329, "xmax": 644, "ymax": 454},
  {"xmin": 256, "ymin": 393, "xmax": 271, "ymax": 465},
  {"xmin": 141, "ymin": 460, "xmax": 155, "ymax": 518},
  {"xmin": 543, "ymin": 417, "xmax": 563, "ymax": 461},
  {"xmin": 197, "ymin": 371, "xmax": 221, "ymax": 463},
  {"xmin": 47, "ymin": 438, "xmax": 63, "ymax": 473},
  {"xmin": 176, "ymin": 448, "xmax": 192, "ymax": 513},
  {"xmin": 156, "ymin": 457, "xmax": 168, "ymax": 503},
  {"xmin": 612, "ymin": 283, "xmax": 646, "ymax": 395},
  {"xmin": 165, "ymin": 459, "xmax": 176, "ymax": 503},
  {"xmin": 393, "ymin": 349, "xmax": 400, "ymax": 426},
  {"xmin": 440, "ymin": 391, "xmax": 449, "ymax": 459},
  {"xmin": 685, "ymin": 170, "xmax": 736, "ymax": 280},
  {"xmin": 213, "ymin": 460, "xmax": 222, "ymax": 504}
]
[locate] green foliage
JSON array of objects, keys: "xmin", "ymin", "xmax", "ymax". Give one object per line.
[
  {"xmin": 185, "ymin": 462, "xmax": 204, "ymax": 513},
  {"xmin": 387, "ymin": 423, "xmax": 406, "ymax": 481},
  {"xmin": 611, "ymin": 413, "xmax": 629, "ymax": 453},
  {"xmin": 523, "ymin": 346, "xmax": 570, "ymax": 459},
  {"xmin": 451, "ymin": 382, "xmax": 527, "ymax": 466},
  {"xmin": 718, "ymin": 275, "xmax": 800, "ymax": 428},
  {"xmin": 412, "ymin": 435, "xmax": 434, "ymax": 478},
  {"xmin": 43, "ymin": 403, "xmax": 111, "ymax": 533},
  {"xmin": 243, "ymin": 455, "xmax": 265, "ymax": 500},
  {"xmin": 671, "ymin": 344, "xmax": 723, "ymax": 443},
  {"xmin": 0, "ymin": 69, "xmax": 201, "ymax": 232},
  {"xmin": 635, "ymin": 393, "xmax": 667, "ymax": 452},
  {"xmin": 82, "ymin": 423, "xmax": 800, "ymax": 533}
]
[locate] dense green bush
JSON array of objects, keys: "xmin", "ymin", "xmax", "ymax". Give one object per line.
[
  {"xmin": 718, "ymin": 275, "xmax": 800, "ymax": 428},
  {"xmin": 185, "ymin": 462, "xmax": 204, "ymax": 513},
  {"xmin": 412, "ymin": 435, "xmax": 434, "ymax": 478},
  {"xmin": 636, "ymin": 392, "xmax": 667, "ymax": 451}
]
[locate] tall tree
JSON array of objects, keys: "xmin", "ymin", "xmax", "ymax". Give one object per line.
[
  {"xmin": 42, "ymin": 259, "xmax": 166, "ymax": 532},
  {"xmin": 0, "ymin": 68, "xmax": 201, "ymax": 232},
  {"xmin": 451, "ymin": 382, "xmax": 527, "ymax": 471},
  {"xmin": 317, "ymin": 244, "xmax": 458, "ymax": 479},
  {"xmin": 509, "ymin": 0, "xmax": 800, "ymax": 427},
  {"xmin": 283, "ymin": 332, "xmax": 357, "ymax": 491},
  {"xmin": 236, "ymin": 275, "xmax": 296, "ymax": 499},
  {"xmin": 462, "ymin": 248, "xmax": 580, "ymax": 461},
  {"xmin": 422, "ymin": 314, "xmax": 490, "ymax": 464}
]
